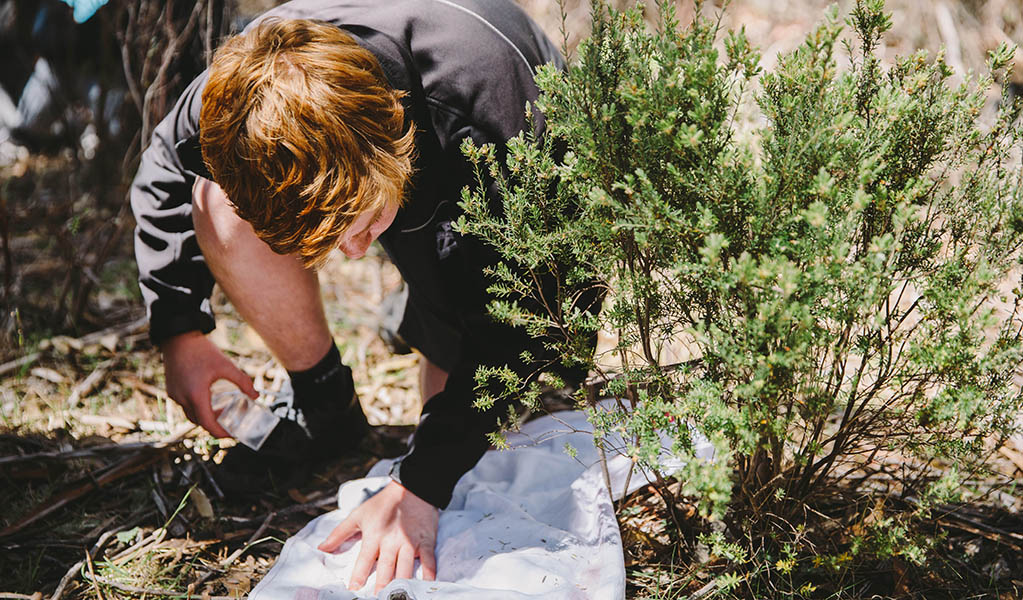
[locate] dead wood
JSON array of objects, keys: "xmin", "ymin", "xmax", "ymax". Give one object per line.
[
  {"xmin": 66, "ymin": 359, "xmax": 113, "ymax": 408},
  {"xmin": 0, "ymin": 450, "xmax": 164, "ymax": 539},
  {"xmin": 50, "ymin": 524, "xmax": 133, "ymax": 600},
  {"xmin": 80, "ymin": 574, "xmax": 236, "ymax": 600},
  {"xmin": 83, "ymin": 546, "xmax": 106, "ymax": 600},
  {"xmin": 998, "ymin": 444, "xmax": 1023, "ymax": 474},
  {"xmin": 0, "ymin": 424, "xmax": 196, "ymax": 466},
  {"xmin": 1, "ymin": 315, "xmax": 147, "ymax": 377},
  {"xmin": 190, "ymin": 510, "xmax": 277, "ymax": 590},
  {"xmin": 0, "ymin": 353, "xmax": 42, "ymax": 378}
]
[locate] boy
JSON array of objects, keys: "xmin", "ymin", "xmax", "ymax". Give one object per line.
[{"xmin": 131, "ymin": 0, "xmax": 573, "ymax": 592}]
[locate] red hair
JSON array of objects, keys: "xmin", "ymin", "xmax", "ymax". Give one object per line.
[{"xmin": 200, "ymin": 18, "xmax": 415, "ymax": 267}]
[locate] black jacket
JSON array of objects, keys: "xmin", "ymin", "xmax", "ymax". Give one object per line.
[{"xmin": 130, "ymin": 0, "xmax": 563, "ymax": 508}]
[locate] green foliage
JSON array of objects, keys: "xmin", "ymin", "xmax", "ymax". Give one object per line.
[{"xmin": 459, "ymin": 0, "xmax": 1023, "ymax": 592}]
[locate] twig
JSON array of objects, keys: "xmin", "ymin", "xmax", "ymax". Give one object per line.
[
  {"xmin": 76, "ymin": 414, "xmax": 179, "ymax": 432},
  {"xmin": 190, "ymin": 511, "xmax": 277, "ymax": 589},
  {"xmin": 0, "ymin": 594, "xmax": 42, "ymax": 600},
  {"xmin": 204, "ymin": 0, "xmax": 214, "ymax": 66},
  {"xmin": 1, "ymin": 422, "xmax": 194, "ymax": 538},
  {"xmin": 50, "ymin": 525, "xmax": 129, "ymax": 600},
  {"xmin": 83, "ymin": 547, "xmax": 106, "ymax": 600},
  {"xmin": 80, "ymin": 574, "xmax": 236, "ymax": 600},
  {"xmin": 0, "ymin": 451, "xmax": 163, "ymax": 539},
  {"xmin": 936, "ymin": 517, "xmax": 1023, "ymax": 553},
  {"xmin": 0, "ymin": 352, "xmax": 41, "ymax": 378},
  {"xmin": 221, "ymin": 511, "xmax": 275, "ymax": 569},
  {"xmin": 117, "ymin": 1, "xmax": 143, "ymax": 116},
  {"xmin": 214, "ymin": 494, "xmax": 334, "ymax": 528},
  {"xmin": 0, "ymin": 427, "xmax": 195, "ymax": 466},
  {"xmin": 998, "ymin": 444, "xmax": 1023, "ymax": 474},
  {"xmin": 689, "ymin": 580, "xmax": 717, "ymax": 599},
  {"xmin": 73, "ymin": 315, "xmax": 148, "ymax": 347},
  {"xmin": 110, "ymin": 527, "xmax": 167, "ymax": 565},
  {"xmin": 1, "ymin": 315, "xmax": 146, "ymax": 379},
  {"xmin": 67, "ymin": 360, "xmax": 113, "ymax": 407},
  {"xmin": 117, "ymin": 375, "xmax": 167, "ymax": 400},
  {"xmin": 71, "ymin": 204, "xmax": 132, "ymax": 324},
  {"xmin": 141, "ymin": 0, "xmax": 205, "ymax": 142}
]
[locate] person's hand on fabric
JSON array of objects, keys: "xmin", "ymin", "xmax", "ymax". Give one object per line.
[
  {"xmin": 161, "ymin": 331, "xmax": 257, "ymax": 438},
  {"xmin": 318, "ymin": 480, "xmax": 439, "ymax": 593}
]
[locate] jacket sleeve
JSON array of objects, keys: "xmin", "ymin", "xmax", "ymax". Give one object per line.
[
  {"xmin": 389, "ymin": 307, "xmax": 544, "ymax": 509},
  {"xmin": 131, "ymin": 72, "xmax": 218, "ymax": 346}
]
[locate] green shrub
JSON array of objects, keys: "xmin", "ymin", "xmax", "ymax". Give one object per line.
[{"xmin": 459, "ymin": 0, "xmax": 1023, "ymax": 594}]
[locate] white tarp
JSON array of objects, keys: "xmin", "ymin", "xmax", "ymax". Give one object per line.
[{"xmin": 250, "ymin": 402, "xmax": 714, "ymax": 600}]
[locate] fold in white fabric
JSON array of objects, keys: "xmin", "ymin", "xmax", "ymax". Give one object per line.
[{"xmin": 250, "ymin": 402, "xmax": 714, "ymax": 600}]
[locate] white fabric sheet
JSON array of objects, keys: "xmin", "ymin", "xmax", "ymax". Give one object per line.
[{"xmin": 249, "ymin": 403, "xmax": 713, "ymax": 600}]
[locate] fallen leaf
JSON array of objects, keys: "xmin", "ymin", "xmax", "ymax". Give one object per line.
[{"xmin": 191, "ymin": 487, "xmax": 215, "ymax": 519}]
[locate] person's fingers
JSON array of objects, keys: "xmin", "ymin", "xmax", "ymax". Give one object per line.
[
  {"xmin": 190, "ymin": 379, "xmax": 233, "ymax": 438},
  {"xmin": 180, "ymin": 404, "xmax": 198, "ymax": 424},
  {"xmin": 171, "ymin": 390, "xmax": 197, "ymax": 423},
  {"xmin": 318, "ymin": 517, "xmax": 361, "ymax": 553},
  {"xmin": 223, "ymin": 362, "xmax": 258, "ymax": 399},
  {"xmin": 348, "ymin": 536, "xmax": 379, "ymax": 591},
  {"xmin": 374, "ymin": 541, "xmax": 399, "ymax": 593},
  {"xmin": 419, "ymin": 543, "xmax": 437, "ymax": 581},
  {"xmin": 395, "ymin": 543, "xmax": 416, "ymax": 581}
]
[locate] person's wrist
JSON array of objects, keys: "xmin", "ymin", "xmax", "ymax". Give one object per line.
[
  {"xmin": 388, "ymin": 480, "xmax": 436, "ymax": 511},
  {"xmin": 159, "ymin": 329, "xmax": 205, "ymax": 354}
]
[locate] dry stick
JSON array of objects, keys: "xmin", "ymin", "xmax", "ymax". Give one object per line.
[
  {"xmin": 0, "ymin": 352, "xmax": 41, "ymax": 378},
  {"xmin": 117, "ymin": 1, "xmax": 143, "ymax": 116},
  {"xmin": 74, "ymin": 315, "xmax": 148, "ymax": 347},
  {"xmin": 83, "ymin": 548, "xmax": 106, "ymax": 600},
  {"xmin": 689, "ymin": 580, "xmax": 717, "ymax": 600},
  {"xmin": 0, "ymin": 315, "xmax": 146, "ymax": 378},
  {"xmin": 81, "ymin": 575, "xmax": 236, "ymax": 600},
  {"xmin": 999, "ymin": 444, "xmax": 1023, "ymax": 474},
  {"xmin": 71, "ymin": 203, "xmax": 133, "ymax": 324},
  {"xmin": 109, "ymin": 527, "xmax": 167, "ymax": 565},
  {"xmin": 204, "ymin": 0, "xmax": 214, "ymax": 65},
  {"xmin": 0, "ymin": 451, "xmax": 163, "ymax": 538},
  {"xmin": 117, "ymin": 375, "xmax": 168, "ymax": 400},
  {"xmin": 0, "ymin": 428, "xmax": 195, "ymax": 466},
  {"xmin": 141, "ymin": 0, "xmax": 205, "ymax": 142},
  {"xmin": 217, "ymin": 494, "xmax": 335, "ymax": 530},
  {"xmin": 1, "ymin": 422, "xmax": 193, "ymax": 537},
  {"xmin": 67, "ymin": 360, "xmax": 113, "ymax": 408},
  {"xmin": 153, "ymin": 511, "xmax": 278, "ymax": 594},
  {"xmin": 50, "ymin": 526, "xmax": 128, "ymax": 600}
]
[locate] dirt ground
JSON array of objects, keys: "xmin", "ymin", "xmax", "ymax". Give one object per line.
[{"xmin": 1, "ymin": 0, "xmax": 1021, "ymax": 598}]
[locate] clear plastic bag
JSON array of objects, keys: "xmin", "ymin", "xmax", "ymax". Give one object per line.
[{"xmin": 210, "ymin": 388, "xmax": 280, "ymax": 451}]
